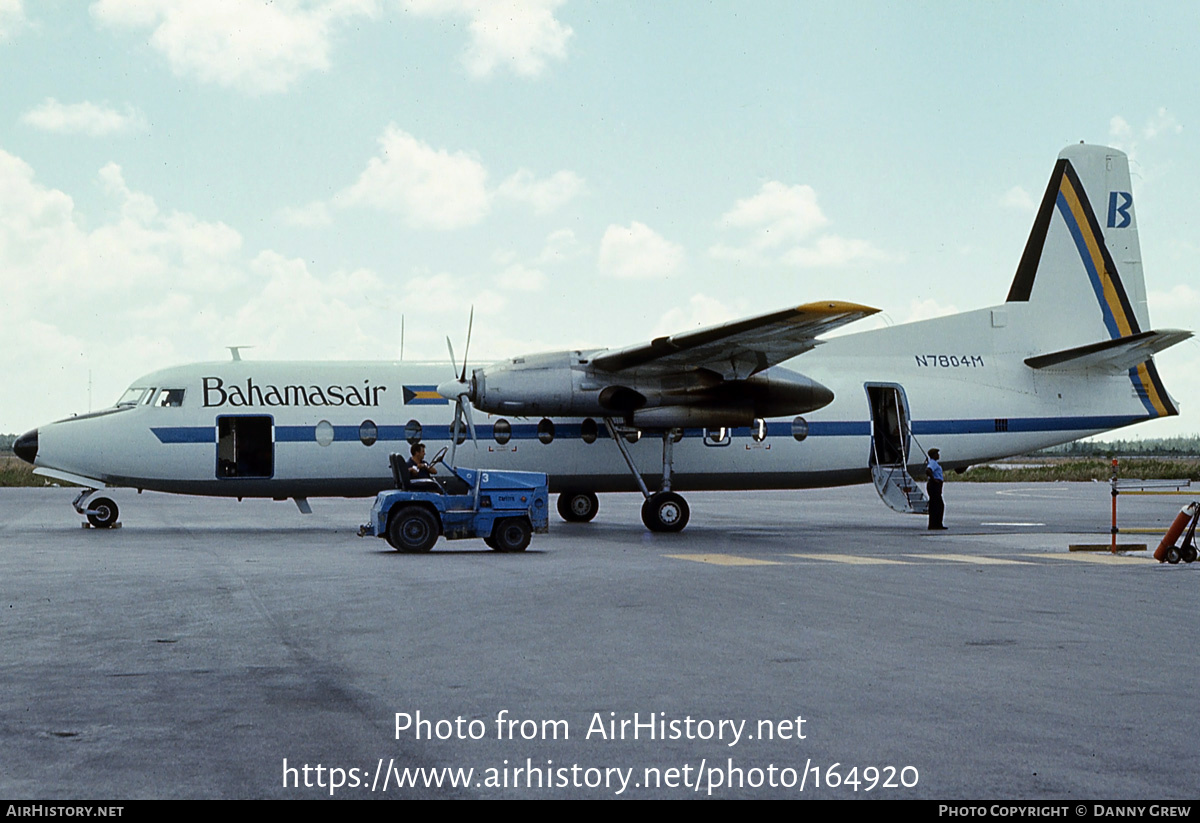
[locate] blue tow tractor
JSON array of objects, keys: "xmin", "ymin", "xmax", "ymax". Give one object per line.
[{"xmin": 359, "ymin": 448, "xmax": 550, "ymax": 552}]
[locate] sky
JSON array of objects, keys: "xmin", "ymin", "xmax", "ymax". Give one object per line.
[{"xmin": 1, "ymin": 0, "xmax": 1197, "ymax": 437}]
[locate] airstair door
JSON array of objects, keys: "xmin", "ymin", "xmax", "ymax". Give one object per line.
[{"xmin": 865, "ymin": 384, "xmax": 928, "ymax": 514}]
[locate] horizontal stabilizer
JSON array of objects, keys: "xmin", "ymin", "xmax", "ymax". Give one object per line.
[{"xmin": 1024, "ymin": 329, "xmax": 1192, "ymax": 372}]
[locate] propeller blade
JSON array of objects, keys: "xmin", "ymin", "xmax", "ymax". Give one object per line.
[
  {"xmin": 449, "ymin": 400, "xmax": 462, "ymax": 467},
  {"xmin": 463, "ymin": 401, "xmax": 478, "ymax": 449},
  {"xmin": 446, "ymin": 336, "xmax": 458, "ymax": 379},
  {"xmin": 460, "ymin": 305, "xmax": 474, "ymax": 383}
]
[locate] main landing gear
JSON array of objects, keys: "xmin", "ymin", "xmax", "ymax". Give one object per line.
[
  {"xmin": 557, "ymin": 491, "xmax": 599, "ymax": 523},
  {"xmin": 604, "ymin": 418, "xmax": 690, "ymax": 533}
]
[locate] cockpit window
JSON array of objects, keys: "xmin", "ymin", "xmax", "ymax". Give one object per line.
[
  {"xmin": 156, "ymin": 389, "xmax": 186, "ymax": 407},
  {"xmin": 116, "ymin": 388, "xmax": 151, "ymax": 407}
]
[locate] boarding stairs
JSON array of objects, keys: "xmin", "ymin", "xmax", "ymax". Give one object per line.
[{"xmin": 871, "ymin": 463, "xmax": 930, "ymax": 514}]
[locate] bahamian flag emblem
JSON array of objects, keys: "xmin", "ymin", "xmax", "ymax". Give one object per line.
[{"xmin": 402, "ymin": 385, "xmax": 447, "ymax": 405}]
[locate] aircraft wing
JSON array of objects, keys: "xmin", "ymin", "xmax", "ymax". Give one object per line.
[{"xmin": 590, "ymin": 301, "xmax": 879, "ymax": 379}]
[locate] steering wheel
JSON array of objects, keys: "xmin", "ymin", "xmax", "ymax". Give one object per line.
[{"xmin": 429, "ymin": 445, "xmax": 449, "ymax": 467}]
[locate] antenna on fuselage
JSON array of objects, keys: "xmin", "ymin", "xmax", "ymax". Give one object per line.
[{"xmin": 227, "ymin": 346, "xmax": 253, "ymax": 361}]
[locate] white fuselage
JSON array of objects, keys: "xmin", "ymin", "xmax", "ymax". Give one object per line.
[{"xmin": 27, "ymin": 298, "xmax": 1162, "ymax": 500}]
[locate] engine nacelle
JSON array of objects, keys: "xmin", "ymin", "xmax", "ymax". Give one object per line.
[
  {"xmin": 469, "ymin": 354, "xmax": 834, "ymax": 421},
  {"xmin": 631, "ymin": 405, "xmax": 753, "ymax": 428},
  {"xmin": 472, "ymin": 351, "xmax": 587, "ymax": 415}
]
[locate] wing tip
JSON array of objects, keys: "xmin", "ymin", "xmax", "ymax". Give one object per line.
[{"xmin": 793, "ymin": 301, "xmax": 881, "ymax": 316}]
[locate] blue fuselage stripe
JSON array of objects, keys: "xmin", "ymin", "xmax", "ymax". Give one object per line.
[{"xmin": 150, "ymin": 414, "xmax": 1150, "ymax": 446}]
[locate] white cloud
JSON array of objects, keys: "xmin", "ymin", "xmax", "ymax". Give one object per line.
[
  {"xmin": 325, "ymin": 126, "xmax": 582, "ymax": 229},
  {"xmin": 1000, "ymin": 185, "xmax": 1035, "ymax": 211},
  {"xmin": 651, "ymin": 294, "xmax": 741, "ymax": 338},
  {"xmin": 598, "ymin": 221, "xmax": 684, "ymax": 279},
  {"xmin": 495, "ymin": 262, "xmax": 547, "ymax": 292},
  {"xmin": 711, "ymin": 180, "xmax": 888, "ymax": 268},
  {"xmin": 536, "ymin": 228, "xmax": 585, "ymax": 264},
  {"xmin": 214, "ymin": 252, "xmax": 394, "ymax": 355},
  {"xmin": 496, "ymin": 168, "xmax": 584, "ymax": 213},
  {"xmin": 901, "ymin": 298, "xmax": 959, "ymax": 324},
  {"xmin": 1143, "ymin": 108, "xmax": 1183, "ymax": 140},
  {"xmin": 334, "ymin": 125, "xmax": 491, "ymax": 230},
  {"xmin": 20, "ymin": 98, "xmax": 148, "ymax": 137},
  {"xmin": 89, "ymin": 0, "xmax": 377, "ymax": 95},
  {"xmin": 404, "ymin": 0, "xmax": 572, "ymax": 78},
  {"xmin": 399, "ymin": 270, "xmax": 507, "ymax": 316},
  {"xmin": 1109, "ymin": 108, "xmax": 1183, "ymax": 160},
  {"xmin": 279, "ymin": 200, "xmax": 333, "ymax": 228},
  {"xmin": 779, "ymin": 235, "xmax": 889, "ymax": 268},
  {"xmin": 1149, "ymin": 284, "xmax": 1200, "ymax": 328},
  {"xmin": 710, "ymin": 182, "xmax": 892, "ymax": 268},
  {"xmin": 0, "ymin": 146, "xmax": 452, "ymax": 430},
  {"xmin": 0, "ymin": 0, "xmax": 24, "ymax": 39},
  {"xmin": 717, "ymin": 181, "xmax": 828, "ymax": 249}
]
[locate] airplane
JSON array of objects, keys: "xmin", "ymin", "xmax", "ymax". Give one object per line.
[{"xmin": 12, "ymin": 143, "xmax": 1191, "ymax": 534}]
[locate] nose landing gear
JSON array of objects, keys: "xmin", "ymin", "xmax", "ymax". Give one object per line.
[{"xmin": 72, "ymin": 489, "xmax": 121, "ymax": 529}]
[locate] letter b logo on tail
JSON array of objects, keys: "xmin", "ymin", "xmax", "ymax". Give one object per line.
[{"xmin": 1108, "ymin": 191, "xmax": 1133, "ymax": 228}]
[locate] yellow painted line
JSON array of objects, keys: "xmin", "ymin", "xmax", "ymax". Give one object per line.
[
  {"xmin": 788, "ymin": 553, "xmax": 912, "ymax": 565},
  {"xmin": 1025, "ymin": 552, "xmax": 1153, "ymax": 565},
  {"xmin": 665, "ymin": 554, "xmax": 785, "ymax": 566},
  {"xmin": 905, "ymin": 553, "xmax": 1032, "ymax": 565}
]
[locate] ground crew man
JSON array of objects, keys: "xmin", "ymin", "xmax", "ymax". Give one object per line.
[{"xmin": 926, "ymin": 447, "xmax": 946, "ymax": 530}]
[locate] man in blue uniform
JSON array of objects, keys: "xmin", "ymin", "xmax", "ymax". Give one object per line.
[
  {"xmin": 926, "ymin": 447, "xmax": 946, "ymax": 530},
  {"xmin": 406, "ymin": 443, "xmax": 438, "ymax": 480}
]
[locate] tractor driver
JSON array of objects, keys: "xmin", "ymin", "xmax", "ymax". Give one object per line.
[{"xmin": 406, "ymin": 443, "xmax": 438, "ymax": 480}]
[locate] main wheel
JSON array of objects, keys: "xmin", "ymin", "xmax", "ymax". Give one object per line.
[
  {"xmin": 557, "ymin": 492, "xmax": 599, "ymax": 523},
  {"xmin": 491, "ymin": 518, "xmax": 532, "ymax": 552},
  {"xmin": 387, "ymin": 507, "xmax": 439, "ymax": 553},
  {"xmin": 86, "ymin": 497, "xmax": 119, "ymax": 529},
  {"xmin": 641, "ymin": 492, "xmax": 689, "ymax": 533}
]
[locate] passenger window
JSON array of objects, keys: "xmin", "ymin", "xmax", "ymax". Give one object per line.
[
  {"xmin": 537, "ymin": 418, "xmax": 555, "ymax": 444},
  {"xmin": 493, "ymin": 419, "xmax": 512, "ymax": 445},
  {"xmin": 315, "ymin": 420, "xmax": 335, "ymax": 447},
  {"xmin": 792, "ymin": 416, "xmax": 809, "ymax": 442},
  {"xmin": 580, "ymin": 418, "xmax": 598, "ymax": 444},
  {"xmin": 703, "ymin": 427, "xmax": 731, "ymax": 447},
  {"xmin": 751, "ymin": 418, "xmax": 767, "ymax": 442},
  {"xmin": 359, "ymin": 420, "xmax": 377, "ymax": 447},
  {"xmin": 405, "ymin": 419, "xmax": 422, "ymax": 444}
]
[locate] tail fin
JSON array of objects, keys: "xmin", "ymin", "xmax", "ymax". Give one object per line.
[{"xmin": 1006, "ymin": 143, "xmax": 1184, "ymax": 417}]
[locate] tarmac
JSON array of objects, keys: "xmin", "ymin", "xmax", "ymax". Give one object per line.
[{"xmin": 0, "ymin": 482, "xmax": 1195, "ymax": 799}]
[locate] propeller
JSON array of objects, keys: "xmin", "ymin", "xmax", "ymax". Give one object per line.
[{"xmin": 438, "ymin": 307, "xmax": 478, "ymax": 466}]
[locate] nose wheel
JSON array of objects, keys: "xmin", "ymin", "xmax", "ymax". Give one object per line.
[{"xmin": 72, "ymin": 490, "xmax": 121, "ymax": 529}]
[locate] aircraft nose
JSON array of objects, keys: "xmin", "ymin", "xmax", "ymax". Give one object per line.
[{"xmin": 13, "ymin": 428, "xmax": 38, "ymax": 464}]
